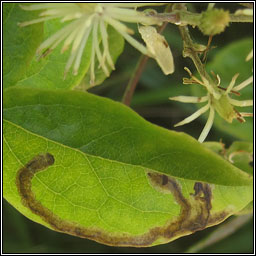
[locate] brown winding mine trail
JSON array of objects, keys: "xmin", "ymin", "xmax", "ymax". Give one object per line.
[{"xmin": 16, "ymin": 154, "xmax": 229, "ymax": 247}]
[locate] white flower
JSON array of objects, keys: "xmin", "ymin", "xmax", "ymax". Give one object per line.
[
  {"xmin": 170, "ymin": 68, "xmax": 253, "ymax": 142},
  {"xmin": 19, "ymin": 3, "xmax": 164, "ymax": 84},
  {"xmin": 139, "ymin": 25, "xmax": 174, "ymax": 75}
]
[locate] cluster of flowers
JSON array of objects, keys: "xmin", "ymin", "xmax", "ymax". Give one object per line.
[
  {"xmin": 19, "ymin": 3, "xmax": 168, "ymax": 84},
  {"xmin": 20, "ymin": 3, "xmax": 253, "ymax": 142},
  {"xmin": 170, "ymin": 67, "xmax": 253, "ymax": 142}
]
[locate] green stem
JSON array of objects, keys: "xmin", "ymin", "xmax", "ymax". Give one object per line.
[
  {"xmin": 178, "ymin": 25, "xmax": 221, "ymax": 98},
  {"xmin": 150, "ymin": 10, "xmax": 252, "ymax": 26},
  {"xmin": 230, "ymin": 14, "xmax": 253, "ymax": 22},
  {"xmin": 148, "ymin": 11, "xmax": 201, "ymax": 26},
  {"xmin": 178, "ymin": 25, "xmax": 214, "ymax": 85}
]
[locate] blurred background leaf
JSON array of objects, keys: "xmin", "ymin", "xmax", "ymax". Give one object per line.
[
  {"xmin": 3, "ymin": 3, "xmax": 43, "ymax": 89},
  {"xmin": 3, "ymin": 2, "xmax": 253, "ymax": 253}
]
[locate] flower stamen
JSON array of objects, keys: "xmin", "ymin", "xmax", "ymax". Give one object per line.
[
  {"xmin": 100, "ymin": 19, "xmax": 115, "ymax": 69},
  {"xmin": 174, "ymin": 102, "xmax": 210, "ymax": 127},
  {"xmin": 233, "ymin": 75, "xmax": 253, "ymax": 91},
  {"xmin": 225, "ymin": 73, "xmax": 239, "ymax": 95},
  {"xmin": 170, "ymin": 68, "xmax": 252, "ymax": 142},
  {"xmin": 19, "ymin": 3, "xmax": 164, "ymax": 82},
  {"xmin": 170, "ymin": 95, "xmax": 208, "ymax": 103},
  {"xmin": 198, "ymin": 106, "xmax": 215, "ymax": 142}
]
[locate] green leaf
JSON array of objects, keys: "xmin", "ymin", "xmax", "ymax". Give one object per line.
[
  {"xmin": 15, "ymin": 19, "xmax": 92, "ymax": 90},
  {"xmin": 235, "ymin": 201, "xmax": 253, "ymax": 216},
  {"xmin": 226, "ymin": 142, "xmax": 253, "ymax": 175},
  {"xmin": 203, "ymin": 141, "xmax": 225, "ymax": 155},
  {"xmin": 203, "ymin": 141, "xmax": 253, "ymax": 175},
  {"xmin": 3, "ymin": 3, "xmax": 43, "ymax": 89},
  {"xmin": 15, "ymin": 21, "xmax": 124, "ymax": 90},
  {"xmin": 3, "ymin": 87, "xmax": 252, "ymax": 247}
]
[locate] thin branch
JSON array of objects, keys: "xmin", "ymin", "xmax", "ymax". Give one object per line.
[
  {"xmin": 230, "ymin": 14, "xmax": 253, "ymax": 22},
  {"xmin": 147, "ymin": 11, "xmax": 201, "ymax": 26},
  {"xmin": 122, "ymin": 4, "xmax": 172, "ymax": 106},
  {"xmin": 174, "ymin": 3, "xmax": 220, "ymax": 98},
  {"xmin": 178, "ymin": 25, "xmax": 215, "ymax": 86},
  {"xmin": 148, "ymin": 8, "xmax": 253, "ymax": 26},
  {"xmin": 122, "ymin": 55, "xmax": 149, "ymax": 106}
]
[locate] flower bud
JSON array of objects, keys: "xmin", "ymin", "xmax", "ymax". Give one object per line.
[
  {"xmin": 198, "ymin": 8, "xmax": 230, "ymax": 36},
  {"xmin": 212, "ymin": 94, "xmax": 236, "ymax": 123},
  {"xmin": 139, "ymin": 25, "xmax": 174, "ymax": 75}
]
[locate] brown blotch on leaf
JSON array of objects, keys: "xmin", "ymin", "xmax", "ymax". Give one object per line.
[
  {"xmin": 16, "ymin": 153, "xmax": 55, "ymax": 208},
  {"xmin": 16, "ymin": 159, "xmax": 230, "ymax": 247},
  {"xmin": 146, "ymin": 172, "xmax": 215, "ymax": 242},
  {"xmin": 162, "ymin": 174, "xmax": 168, "ymax": 185},
  {"xmin": 192, "ymin": 182, "xmax": 204, "ymax": 196}
]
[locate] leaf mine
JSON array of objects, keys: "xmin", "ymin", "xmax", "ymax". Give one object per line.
[{"xmin": 16, "ymin": 155, "xmax": 233, "ymax": 247}]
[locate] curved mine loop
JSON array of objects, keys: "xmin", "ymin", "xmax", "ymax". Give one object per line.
[
  {"xmin": 15, "ymin": 156, "xmax": 228, "ymax": 247},
  {"xmin": 26, "ymin": 153, "xmax": 55, "ymax": 173},
  {"xmin": 147, "ymin": 172, "xmax": 219, "ymax": 235},
  {"xmin": 16, "ymin": 153, "xmax": 55, "ymax": 207}
]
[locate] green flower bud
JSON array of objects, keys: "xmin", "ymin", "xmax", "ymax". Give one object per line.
[
  {"xmin": 198, "ymin": 8, "xmax": 230, "ymax": 36},
  {"xmin": 212, "ymin": 94, "xmax": 236, "ymax": 123}
]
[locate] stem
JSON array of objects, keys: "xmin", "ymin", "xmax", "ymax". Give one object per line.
[
  {"xmin": 230, "ymin": 14, "xmax": 253, "ymax": 22},
  {"xmin": 149, "ymin": 10, "xmax": 252, "ymax": 26},
  {"xmin": 178, "ymin": 25, "xmax": 214, "ymax": 84},
  {"xmin": 148, "ymin": 11, "xmax": 201, "ymax": 26},
  {"xmin": 122, "ymin": 5, "xmax": 172, "ymax": 106},
  {"xmin": 122, "ymin": 55, "xmax": 149, "ymax": 106},
  {"xmin": 179, "ymin": 25, "xmax": 221, "ymax": 98}
]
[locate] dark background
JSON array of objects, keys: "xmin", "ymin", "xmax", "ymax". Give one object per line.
[{"xmin": 3, "ymin": 3, "xmax": 254, "ymax": 254}]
